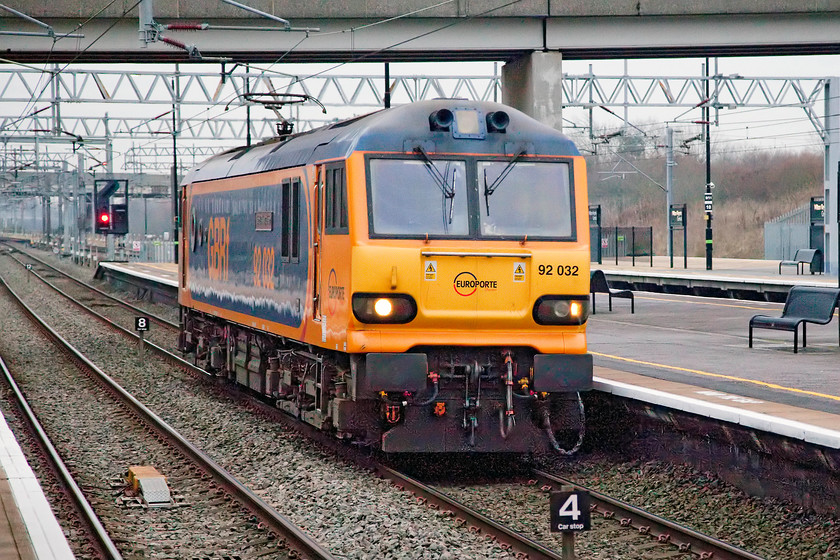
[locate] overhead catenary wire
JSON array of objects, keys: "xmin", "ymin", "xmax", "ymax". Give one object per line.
[
  {"xmin": 567, "ymin": 100, "xmax": 834, "ymax": 159},
  {"xmin": 115, "ymin": 0, "xmax": 524, "ymax": 163},
  {"xmin": 6, "ymin": 63, "xmax": 836, "ymax": 160},
  {"xmin": 2, "ymin": 2, "xmax": 837, "ymax": 173},
  {"xmin": 6, "ymin": 0, "xmax": 134, "ymax": 133}
]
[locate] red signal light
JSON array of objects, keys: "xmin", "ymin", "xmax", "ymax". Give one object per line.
[{"xmin": 99, "ymin": 212, "xmax": 110, "ymax": 224}]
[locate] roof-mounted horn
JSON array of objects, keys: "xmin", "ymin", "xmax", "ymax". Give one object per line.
[{"xmin": 429, "ymin": 108, "xmax": 454, "ymax": 131}]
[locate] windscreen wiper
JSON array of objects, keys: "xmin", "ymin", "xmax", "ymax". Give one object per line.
[
  {"xmin": 447, "ymin": 168, "xmax": 457, "ymax": 225},
  {"xmin": 413, "ymin": 146, "xmax": 456, "ymax": 199},
  {"xmin": 413, "ymin": 145, "xmax": 457, "ymax": 226},
  {"xmin": 484, "ymin": 149, "xmax": 527, "ymax": 216}
]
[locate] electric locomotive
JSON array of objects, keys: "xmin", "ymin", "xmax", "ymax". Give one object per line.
[{"xmin": 179, "ymin": 99, "xmax": 592, "ymax": 453}]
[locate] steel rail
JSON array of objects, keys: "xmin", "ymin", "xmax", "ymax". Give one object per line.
[
  {"xmin": 9, "ymin": 244, "xmax": 762, "ymax": 560},
  {"xmin": 1, "ymin": 247, "xmax": 214, "ymax": 380},
  {"xmin": 3, "ymin": 243, "xmax": 178, "ymax": 330},
  {"xmin": 376, "ymin": 465, "xmax": 566, "ymax": 560},
  {"xmin": 4, "ymin": 243, "xmax": 771, "ymax": 560},
  {"xmin": 0, "ymin": 272, "xmax": 336, "ymax": 560},
  {"xmin": 2, "ymin": 253, "xmax": 196, "ymax": 380},
  {"xmin": 532, "ymin": 469, "xmax": 767, "ymax": 560},
  {"xmin": 6, "ymin": 250, "xmax": 570, "ymax": 559},
  {"xmin": 1, "ymin": 249, "xmax": 615, "ymax": 560},
  {"xmin": 0, "ymin": 351, "xmax": 123, "ymax": 560},
  {"xmin": 13, "ymin": 246, "xmax": 754, "ymax": 560}
]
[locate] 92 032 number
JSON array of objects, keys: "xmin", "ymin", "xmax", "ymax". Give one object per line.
[{"xmin": 538, "ymin": 264, "xmax": 579, "ymax": 276}]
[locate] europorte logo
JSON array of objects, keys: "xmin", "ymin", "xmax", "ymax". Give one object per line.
[
  {"xmin": 327, "ymin": 269, "xmax": 345, "ymax": 316},
  {"xmin": 453, "ymin": 271, "xmax": 498, "ymax": 296}
]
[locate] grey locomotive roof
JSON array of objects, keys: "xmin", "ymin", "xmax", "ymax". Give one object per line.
[{"xmin": 182, "ymin": 99, "xmax": 580, "ymax": 184}]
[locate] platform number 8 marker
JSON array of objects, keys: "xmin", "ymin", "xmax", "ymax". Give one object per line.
[{"xmin": 135, "ymin": 317, "xmax": 150, "ymax": 332}]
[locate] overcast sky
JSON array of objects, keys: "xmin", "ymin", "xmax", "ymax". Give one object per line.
[
  {"xmin": 560, "ymin": 54, "xmax": 839, "ymax": 157},
  {"xmin": 398, "ymin": 54, "xmax": 840, "ymax": 157},
  {"xmin": 2, "ymin": 53, "xmax": 837, "ymax": 174},
  {"xmin": 181, "ymin": 53, "xmax": 840, "ymax": 158}
]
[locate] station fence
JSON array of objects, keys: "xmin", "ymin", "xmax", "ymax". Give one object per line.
[
  {"xmin": 23, "ymin": 233, "xmax": 177, "ymax": 266},
  {"xmin": 590, "ymin": 226, "xmax": 653, "ymax": 266},
  {"xmin": 764, "ymin": 203, "xmax": 809, "ymax": 260},
  {"xmin": 123, "ymin": 234, "xmax": 177, "ymax": 263}
]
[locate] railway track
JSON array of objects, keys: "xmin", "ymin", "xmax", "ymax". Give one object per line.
[
  {"xmin": 2, "ymin": 242, "xmax": 177, "ymax": 328},
  {"xmin": 529, "ymin": 470, "xmax": 766, "ymax": 560},
  {"xmin": 1, "ymin": 247, "xmax": 609, "ymax": 558},
  {"xmin": 0, "ymin": 272, "xmax": 334, "ymax": 560},
  {"xmin": 0, "ymin": 352, "xmax": 123, "ymax": 559},
  {"xmin": 1, "ymin": 246, "xmax": 573, "ymax": 558},
  {"xmin": 219, "ymin": 379, "xmax": 771, "ymax": 560},
  {"xmin": 1, "ymin": 245, "xmax": 532, "ymax": 559},
  {"xmin": 340, "ymin": 461, "xmax": 769, "ymax": 560},
  {"xmin": 0, "ymin": 245, "xmax": 816, "ymax": 559},
  {"xmin": 1, "ymin": 245, "xmax": 181, "ymax": 357}
]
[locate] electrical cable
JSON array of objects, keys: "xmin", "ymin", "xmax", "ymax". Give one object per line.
[
  {"xmin": 114, "ymin": 0, "xmax": 524, "ymax": 165},
  {"xmin": 7, "ymin": 0, "xmax": 130, "ymax": 130}
]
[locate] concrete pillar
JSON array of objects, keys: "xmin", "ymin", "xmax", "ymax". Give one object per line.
[
  {"xmin": 824, "ymin": 77, "xmax": 839, "ymax": 278},
  {"xmin": 501, "ymin": 51, "xmax": 563, "ymax": 131}
]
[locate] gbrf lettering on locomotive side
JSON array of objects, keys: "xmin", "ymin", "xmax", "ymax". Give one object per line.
[
  {"xmin": 207, "ymin": 216, "xmax": 229, "ymax": 282},
  {"xmin": 179, "ymin": 99, "xmax": 592, "ymax": 454}
]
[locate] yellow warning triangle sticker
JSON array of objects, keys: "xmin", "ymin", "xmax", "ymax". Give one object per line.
[
  {"xmin": 514, "ymin": 264, "xmax": 524, "ymax": 274},
  {"xmin": 426, "ymin": 263, "xmax": 436, "ymax": 273}
]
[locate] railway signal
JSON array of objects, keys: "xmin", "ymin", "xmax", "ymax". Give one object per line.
[
  {"xmin": 94, "ymin": 198, "xmax": 112, "ymax": 234},
  {"xmin": 97, "ymin": 209, "xmax": 111, "ymax": 231},
  {"xmin": 93, "ymin": 179, "xmax": 130, "ymax": 235}
]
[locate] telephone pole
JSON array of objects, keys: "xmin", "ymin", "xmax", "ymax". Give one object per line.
[{"xmin": 704, "ymin": 58, "xmax": 713, "ymax": 271}]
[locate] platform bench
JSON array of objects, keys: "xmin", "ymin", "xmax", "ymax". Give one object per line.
[
  {"xmin": 590, "ymin": 269, "xmax": 634, "ymax": 313},
  {"xmin": 779, "ymin": 248, "xmax": 822, "ymax": 275},
  {"xmin": 748, "ymin": 286, "xmax": 840, "ymax": 353}
]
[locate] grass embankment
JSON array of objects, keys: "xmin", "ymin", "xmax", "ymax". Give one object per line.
[{"xmin": 586, "ymin": 149, "xmax": 823, "ymax": 259}]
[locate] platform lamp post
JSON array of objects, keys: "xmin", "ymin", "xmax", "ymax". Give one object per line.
[
  {"xmin": 704, "ymin": 58, "xmax": 713, "ymax": 271},
  {"xmin": 667, "ymin": 87, "xmax": 710, "ymax": 268},
  {"xmin": 171, "ymin": 66, "xmax": 181, "ymax": 265}
]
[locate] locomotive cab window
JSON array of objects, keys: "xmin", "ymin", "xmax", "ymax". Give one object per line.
[
  {"xmin": 326, "ymin": 165, "xmax": 348, "ymax": 234},
  {"xmin": 368, "ymin": 157, "xmax": 469, "ymax": 237},
  {"xmin": 479, "ymin": 159, "xmax": 574, "ymax": 239},
  {"xmin": 280, "ymin": 178, "xmax": 301, "ymax": 262},
  {"xmin": 367, "ymin": 155, "xmax": 574, "ymax": 240}
]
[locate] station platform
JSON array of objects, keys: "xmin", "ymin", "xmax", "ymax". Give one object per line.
[
  {"xmin": 0, "ymin": 408, "xmax": 74, "ymax": 559},
  {"xmin": 92, "ymin": 258, "xmax": 840, "ymax": 451},
  {"xmin": 95, "ymin": 261, "xmax": 178, "ymax": 288},
  {"xmin": 94, "ymin": 261, "xmax": 178, "ymax": 305},
  {"xmin": 598, "ymin": 255, "xmax": 836, "ymax": 301},
  {"xmin": 594, "ymin": 368, "xmax": 840, "ymax": 449}
]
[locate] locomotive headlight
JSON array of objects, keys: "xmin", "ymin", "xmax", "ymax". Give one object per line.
[
  {"xmin": 533, "ymin": 296, "xmax": 590, "ymax": 325},
  {"xmin": 353, "ymin": 293, "xmax": 417, "ymax": 324},
  {"xmin": 374, "ymin": 298, "xmax": 393, "ymax": 317},
  {"xmin": 549, "ymin": 300, "xmax": 571, "ymax": 319}
]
